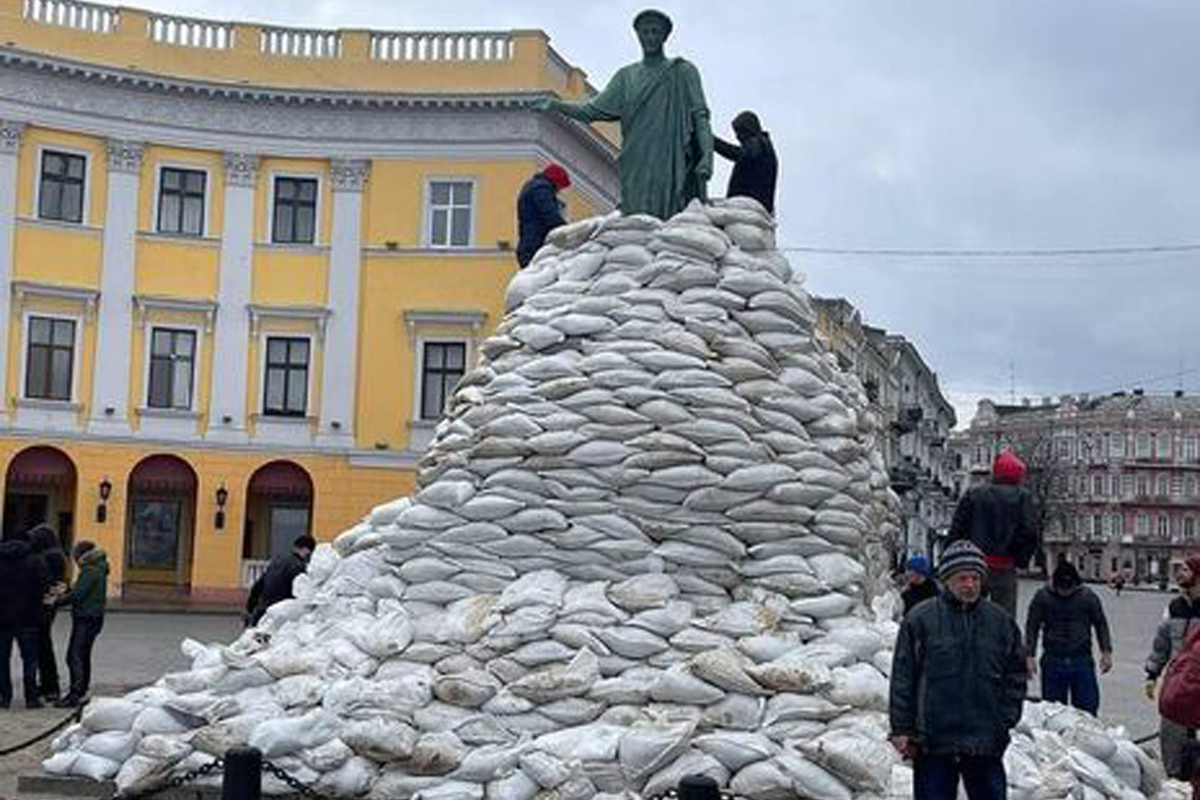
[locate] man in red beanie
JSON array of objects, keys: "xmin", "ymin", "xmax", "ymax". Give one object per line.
[
  {"xmin": 948, "ymin": 450, "xmax": 1038, "ymax": 617},
  {"xmin": 516, "ymin": 164, "xmax": 570, "ymax": 268}
]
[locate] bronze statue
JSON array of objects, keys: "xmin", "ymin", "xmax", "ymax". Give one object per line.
[{"xmin": 537, "ymin": 10, "xmax": 713, "ymax": 220}]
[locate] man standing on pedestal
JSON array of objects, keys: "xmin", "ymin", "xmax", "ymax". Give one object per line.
[{"xmin": 537, "ymin": 10, "xmax": 713, "ymax": 220}]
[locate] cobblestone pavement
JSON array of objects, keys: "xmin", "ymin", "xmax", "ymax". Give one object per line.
[{"xmin": 0, "ymin": 584, "xmax": 1181, "ymax": 794}]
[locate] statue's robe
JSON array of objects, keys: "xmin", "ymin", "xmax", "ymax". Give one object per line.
[{"xmin": 561, "ymin": 57, "xmax": 711, "ymax": 219}]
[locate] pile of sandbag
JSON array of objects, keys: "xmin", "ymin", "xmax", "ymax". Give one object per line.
[{"xmin": 42, "ymin": 199, "xmax": 1181, "ymax": 800}]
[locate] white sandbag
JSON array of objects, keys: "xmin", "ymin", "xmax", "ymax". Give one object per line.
[
  {"xmin": 415, "ymin": 781, "xmax": 484, "ymax": 800},
  {"xmin": 509, "ymin": 649, "xmax": 600, "ymax": 702},
  {"xmin": 691, "ymin": 649, "xmax": 768, "ymax": 696},
  {"xmin": 132, "ymin": 707, "xmax": 193, "ymax": 736},
  {"xmin": 498, "ymin": 570, "xmax": 569, "ymax": 611},
  {"xmin": 789, "ymin": 593, "xmax": 857, "ymax": 619},
  {"xmin": 798, "ymin": 728, "xmax": 897, "ymax": 792},
  {"xmin": 703, "ymin": 694, "xmax": 765, "ymax": 730},
  {"xmin": 824, "ymin": 663, "xmax": 889, "ymax": 710},
  {"xmin": 520, "ymin": 750, "xmax": 574, "ymax": 788},
  {"xmin": 81, "ymin": 698, "xmax": 144, "ymax": 732},
  {"xmin": 562, "ymin": 582, "xmax": 628, "ymax": 621},
  {"xmin": 643, "ymin": 749, "xmax": 730, "ymax": 798},
  {"xmin": 249, "ymin": 710, "xmax": 339, "ymax": 758},
  {"xmin": 301, "ymin": 738, "xmax": 353, "ymax": 772},
  {"xmin": 776, "ymin": 751, "xmax": 853, "ymax": 800},
  {"xmin": 764, "ymin": 694, "xmax": 847, "ymax": 724},
  {"xmin": 807, "ymin": 553, "xmax": 867, "ymax": 590},
  {"xmin": 693, "ymin": 732, "xmax": 779, "ymax": 772},
  {"xmin": 406, "ymin": 731, "xmax": 466, "ymax": 776},
  {"xmin": 749, "ymin": 651, "xmax": 834, "ymax": 693},
  {"xmin": 619, "ymin": 720, "xmax": 696, "ymax": 783},
  {"xmin": 81, "ymin": 730, "xmax": 141, "ymax": 763},
  {"xmin": 595, "ymin": 626, "xmax": 670, "ymax": 659},
  {"xmin": 350, "ymin": 609, "xmax": 414, "ymax": 658},
  {"xmin": 316, "ymin": 757, "xmax": 379, "ymax": 798},
  {"xmin": 649, "ymin": 664, "xmax": 726, "ymax": 705},
  {"xmin": 729, "ymin": 759, "xmax": 795, "ymax": 800},
  {"xmin": 488, "ymin": 770, "xmax": 541, "ymax": 800}
]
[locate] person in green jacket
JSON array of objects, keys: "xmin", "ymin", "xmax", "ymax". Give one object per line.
[{"xmin": 53, "ymin": 541, "xmax": 108, "ymax": 707}]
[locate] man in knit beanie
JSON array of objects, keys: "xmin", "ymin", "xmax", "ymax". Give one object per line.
[
  {"xmin": 890, "ymin": 540, "xmax": 1028, "ymax": 800},
  {"xmin": 948, "ymin": 450, "xmax": 1038, "ymax": 617}
]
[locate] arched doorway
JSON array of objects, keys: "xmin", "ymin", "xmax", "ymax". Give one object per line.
[
  {"xmin": 124, "ymin": 455, "xmax": 197, "ymax": 591},
  {"xmin": 3, "ymin": 446, "xmax": 76, "ymax": 545},
  {"xmin": 242, "ymin": 461, "xmax": 313, "ymax": 584}
]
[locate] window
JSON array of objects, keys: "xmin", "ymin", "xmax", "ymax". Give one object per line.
[
  {"xmin": 1188, "ymin": 475, "xmax": 1198, "ymax": 498},
  {"xmin": 1136, "ymin": 433, "xmax": 1151, "ymax": 459},
  {"xmin": 1109, "ymin": 432, "xmax": 1125, "ymax": 458},
  {"xmin": 1137, "ymin": 514, "xmax": 1150, "ymax": 536},
  {"xmin": 38, "ymin": 150, "xmax": 85, "ymax": 223},
  {"xmin": 1158, "ymin": 515, "xmax": 1170, "ymax": 538},
  {"xmin": 1157, "ymin": 432, "xmax": 1172, "ymax": 460},
  {"xmin": 1186, "ymin": 517, "xmax": 1197, "ymax": 540},
  {"xmin": 1093, "ymin": 475, "xmax": 1104, "ymax": 497},
  {"xmin": 272, "ymin": 177, "xmax": 317, "ymax": 244},
  {"xmin": 1157, "ymin": 473, "xmax": 1170, "ymax": 497},
  {"xmin": 1137, "ymin": 474, "xmax": 1150, "ymax": 497},
  {"xmin": 263, "ymin": 337, "xmax": 309, "ymax": 417},
  {"xmin": 1185, "ymin": 436, "xmax": 1198, "ymax": 462},
  {"xmin": 421, "ymin": 342, "xmax": 466, "ymax": 420},
  {"xmin": 158, "ymin": 168, "xmax": 206, "ymax": 236},
  {"xmin": 427, "ymin": 180, "xmax": 473, "ymax": 247},
  {"xmin": 1092, "ymin": 514, "xmax": 1104, "ymax": 538},
  {"xmin": 25, "ymin": 316, "xmax": 75, "ymax": 401},
  {"xmin": 147, "ymin": 328, "xmax": 196, "ymax": 410},
  {"xmin": 1173, "ymin": 474, "xmax": 1184, "ymax": 497},
  {"xmin": 1056, "ymin": 439, "xmax": 1071, "ymax": 460},
  {"xmin": 1113, "ymin": 514, "xmax": 1124, "ymax": 537},
  {"xmin": 1122, "ymin": 473, "xmax": 1134, "ymax": 498}
]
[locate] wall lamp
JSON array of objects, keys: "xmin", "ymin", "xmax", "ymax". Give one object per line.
[
  {"xmin": 96, "ymin": 478, "xmax": 112, "ymax": 524},
  {"xmin": 215, "ymin": 484, "xmax": 229, "ymax": 530}
]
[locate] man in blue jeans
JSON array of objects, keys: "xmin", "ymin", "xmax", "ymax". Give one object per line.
[
  {"xmin": 1025, "ymin": 560, "xmax": 1113, "ymax": 715},
  {"xmin": 890, "ymin": 540, "xmax": 1028, "ymax": 800}
]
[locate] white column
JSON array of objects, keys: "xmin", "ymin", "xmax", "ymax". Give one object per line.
[
  {"xmin": 206, "ymin": 152, "xmax": 258, "ymax": 444},
  {"xmin": 0, "ymin": 121, "xmax": 25, "ymax": 414},
  {"xmin": 88, "ymin": 139, "xmax": 143, "ymax": 435},
  {"xmin": 316, "ymin": 158, "xmax": 369, "ymax": 448}
]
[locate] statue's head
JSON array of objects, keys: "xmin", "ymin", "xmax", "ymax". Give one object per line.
[
  {"xmin": 733, "ymin": 111, "xmax": 763, "ymax": 142},
  {"xmin": 633, "ymin": 9, "xmax": 672, "ymax": 56}
]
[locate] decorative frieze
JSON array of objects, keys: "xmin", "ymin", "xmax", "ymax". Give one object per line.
[
  {"xmin": 330, "ymin": 158, "xmax": 370, "ymax": 192},
  {"xmin": 223, "ymin": 152, "xmax": 260, "ymax": 188},
  {"xmin": 105, "ymin": 139, "xmax": 144, "ymax": 173},
  {"xmin": 0, "ymin": 120, "xmax": 25, "ymax": 155}
]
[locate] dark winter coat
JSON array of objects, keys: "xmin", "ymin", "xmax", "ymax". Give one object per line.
[
  {"xmin": 59, "ymin": 548, "xmax": 108, "ymax": 619},
  {"xmin": 948, "ymin": 483, "xmax": 1038, "ymax": 568},
  {"xmin": 516, "ymin": 174, "xmax": 566, "ymax": 267},
  {"xmin": 1025, "ymin": 584, "xmax": 1113, "ymax": 659},
  {"xmin": 1146, "ymin": 594, "xmax": 1200, "ymax": 679},
  {"xmin": 28, "ymin": 525, "xmax": 67, "ymax": 587},
  {"xmin": 713, "ymin": 131, "xmax": 778, "ymax": 213},
  {"xmin": 890, "ymin": 593, "xmax": 1027, "ymax": 757},
  {"xmin": 901, "ymin": 578, "xmax": 941, "ymax": 616},
  {"xmin": 246, "ymin": 551, "xmax": 309, "ymax": 624},
  {"xmin": 0, "ymin": 539, "xmax": 48, "ymax": 631}
]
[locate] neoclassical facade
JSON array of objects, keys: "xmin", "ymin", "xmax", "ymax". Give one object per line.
[{"xmin": 0, "ymin": 0, "xmax": 618, "ymax": 600}]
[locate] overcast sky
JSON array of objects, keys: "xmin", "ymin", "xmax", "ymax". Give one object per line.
[{"xmin": 138, "ymin": 0, "xmax": 1200, "ymax": 426}]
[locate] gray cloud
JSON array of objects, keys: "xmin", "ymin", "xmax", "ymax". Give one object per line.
[{"xmin": 143, "ymin": 0, "xmax": 1200, "ymax": 419}]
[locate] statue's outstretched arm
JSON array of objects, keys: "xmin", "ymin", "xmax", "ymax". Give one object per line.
[{"xmin": 543, "ymin": 98, "xmax": 620, "ymax": 124}]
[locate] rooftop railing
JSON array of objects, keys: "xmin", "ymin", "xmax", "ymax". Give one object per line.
[
  {"xmin": 261, "ymin": 26, "xmax": 341, "ymax": 59},
  {"xmin": 22, "ymin": 0, "xmax": 117, "ymax": 33},
  {"xmin": 148, "ymin": 13, "xmax": 233, "ymax": 49},
  {"xmin": 370, "ymin": 31, "xmax": 513, "ymax": 62}
]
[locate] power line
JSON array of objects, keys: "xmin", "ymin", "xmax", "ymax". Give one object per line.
[{"xmin": 779, "ymin": 242, "xmax": 1200, "ymax": 258}]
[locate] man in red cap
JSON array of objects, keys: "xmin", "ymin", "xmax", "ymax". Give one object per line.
[
  {"xmin": 948, "ymin": 450, "xmax": 1038, "ymax": 617},
  {"xmin": 516, "ymin": 164, "xmax": 570, "ymax": 268}
]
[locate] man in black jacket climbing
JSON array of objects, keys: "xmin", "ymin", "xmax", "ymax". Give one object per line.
[
  {"xmin": 245, "ymin": 534, "xmax": 316, "ymax": 626},
  {"xmin": 714, "ymin": 111, "xmax": 778, "ymax": 213},
  {"xmin": 516, "ymin": 164, "xmax": 570, "ymax": 267}
]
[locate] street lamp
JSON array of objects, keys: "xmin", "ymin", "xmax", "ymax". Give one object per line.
[
  {"xmin": 215, "ymin": 484, "xmax": 229, "ymax": 530},
  {"xmin": 96, "ymin": 478, "xmax": 112, "ymax": 523}
]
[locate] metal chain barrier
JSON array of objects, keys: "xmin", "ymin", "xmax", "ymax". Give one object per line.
[
  {"xmin": 261, "ymin": 759, "xmax": 337, "ymax": 800},
  {"xmin": 105, "ymin": 757, "xmax": 224, "ymax": 800},
  {"xmin": 0, "ymin": 705, "xmax": 83, "ymax": 757},
  {"xmin": 647, "ymin": 788, "xmax": 742, "ymax": 800}
]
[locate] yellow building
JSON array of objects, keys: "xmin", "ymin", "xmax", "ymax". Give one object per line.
[{"xmin": 0, "ymin": 0, "xmax": 618, "ymax": 602}]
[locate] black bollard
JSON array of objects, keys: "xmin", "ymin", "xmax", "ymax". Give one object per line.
[
  {"xmin": 677, "ymin": 774, "xmax": 721, "ymax": 800},
  {"xmin": 222, "ymin": 746, "xmax": 262, "ymax": 800}
]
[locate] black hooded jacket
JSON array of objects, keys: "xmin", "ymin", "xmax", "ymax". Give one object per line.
[
  {"xmin": 948, "ymin": 482, "xmax": 1038, "ymax": 567},
  {"xmin": 0, "ymin": 538, "xmax": 48, "ymax": 631},
  {"xmin": 28, "ymin": 525, "xmax": 67, "ymax": 587},
  {"xmin": 1025, "ymin": 564, "xmax": 1112, "ymax": 659},
  {"xmin": 516, "ymin": 173, "xmax": 566, "ymax": 267},
  {"xmin": 714, "ymin": 131, "xmax": 778, "ymax": 213}
]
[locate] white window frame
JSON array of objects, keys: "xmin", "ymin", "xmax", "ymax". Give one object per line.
[
  {"xmin": 20, "ymin": 310, "xmax": 82, "ymax": 404},
  {"xmin": 1158, "ymin": 514, "xmax": 1170, "ymax": 538},
  {"xmin": 1109, "ymin": 432, "xmax": 1126, "ymax": 458},
  {"xmin": 1157, "ymin": 432, "xmax": 1172, "ymax": 461},
  {"xmin": 257, "ymin": 331, "xmax": 316, "ymax": 419},
  {"xmin": 1157, "ymin": 473, "xmax": 1170, "ymax": 497},
  {"xmin": 142, "ymin": 323, "xmax": 202, "ymax": 412},
  {"xmin": 413, "ymin": 336, "xmax": 470, "ymax": 423},
  {"xmin": 153, "ymin": 162, "xmax": 212, "ymax": 238},
  {"xmin": 34, "ymin": 144, "xmax": 91, "ymax": 226},
  {"xmin": 1136, "ymin": 433, "xmax": 1151, "ymax": 459},
  {"xmin": 1184, "ymin": 435, "xmax": 1198, "ymax": 462},
  {"xmin": 267, "ymin": 172, "xmax": 323, "ymax": 246},
  {"xmin": 423, "ymin": 177, "xmax": 477, "ymax": 249}
]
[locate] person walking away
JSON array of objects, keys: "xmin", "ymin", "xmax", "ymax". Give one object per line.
[
  {"xmin": 516, "ymin": 165, "xmax": 570, "ymax": 268},
  {"xmin": 0, "ymin": 531, "xmax": 48, "ymax": 708},
  {"xmin": 901, "ymin": 554, "xmax": 940, "ymax": 615},
  {"xmin": 246, "ymin": 535, "xmax": 317, "ymax": 626},
  {"xmin": 28, "ymin": 524, "xmax": 66, "ymax": 702},
  {"xmin": 890, "ymin": 540, "xmax": 1027, "ymax": 800},
  {"xmin": 1113, "ymin": 573, "xmax": 1125, "ymax": 597},
  {"xmin": 54, "ymin": 541, "xmax": 108, "ymax": 707},
  {"xmin": 1025, "ymin": 561, "xmax": 1113, "ymax": 715},
  {"xmin": 1145, "ymin": 554, "xmax": 1200, "ymax": 779},
  {"xmin": 948, "ymin": 451, "xmax": 1038, "ymax": 617},
  {"xmin": 713, "ymin": 110, "xmax": 778, "ymax": 214}
]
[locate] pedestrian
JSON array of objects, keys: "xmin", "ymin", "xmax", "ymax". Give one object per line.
[
  {"xmin": 948, "ymin": 451, "xmax": 1038, "ymax": 617},
  {"xmin": 54, "ymin": 541, "xmax": 108, "ymax": 707},
  {"xmin": 515, "ymin": 164, "xmax": 570, "ymax": 268},
  {"xmin": 28, "ymin": 523, "xmax": 66, "ymax": 702},
  {"xmin": 713, "ymin": 110, "xmax": 779, "ymax": 213},
  {"xmin": 901, "ymin": 554, "xmax": 940, "ymax": 616},
  {"xmin": 890, "ymin": 540, "xmax": 1027, "ymax": 800},
  {"xmin": 1145, "ymin": 554, "xmax": 1200, "ymax": 780},
  {"xmin": 1024, "ymin": 561, "xmax": 1113, "ymax": 715},
  {"xmin": 245, "ymin": 534, "xmax": 317, "ymax": 626},
  {"xmin": 0, "ymin": 530, "xmax": 48, "ymax": 709},
  {"xmin": 1113, "ymin": 573, "xmax": 1125, "ymax": 597}
]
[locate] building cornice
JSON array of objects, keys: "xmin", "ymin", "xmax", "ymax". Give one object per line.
[{"xmin": 0, "ymin": 46, "xmax": 618, "ymax": 208}]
